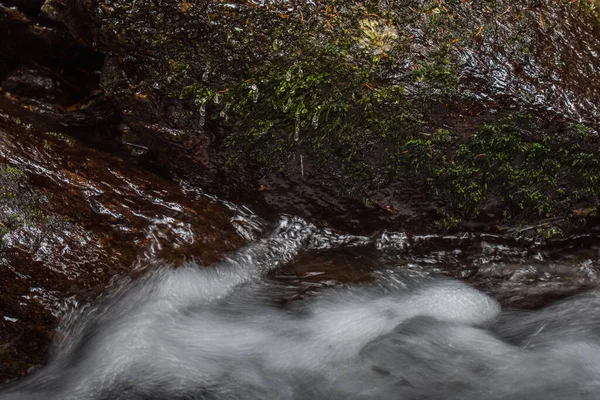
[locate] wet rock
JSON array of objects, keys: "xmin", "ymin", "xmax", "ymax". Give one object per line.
[
  {"xmin": 3, "ymin": 0, "xmax": 600, "ymax": 386},
  {"xmin": 0, "ymin": 0, "xmax": 105, "ymax": 110},
  {"xmin": 0, "ymin": 5, "xmax": 69, "ymax": 78},
  {"xmin": 3, "ymin": 0, "xmax": 45, "ymax": 15},
  {"xmin": 37, "ymin": 0, "xmax": 600, "ymax": 234},
  {"xmin": 0, "ymin": 115, "xmax": 246, "ymax": 381},
  {"xmin": 2, "ymin": 66, "xmax": 69, "ymax": 104}
]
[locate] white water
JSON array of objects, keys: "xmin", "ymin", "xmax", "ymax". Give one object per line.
[{"xmin": 2, "ymin": 217, "xmax": 600, "ymax": 399}]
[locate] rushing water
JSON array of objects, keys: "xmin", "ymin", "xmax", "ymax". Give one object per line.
[{"xmin": 1, "ymin": 217, "xmax": 600, "ymax": 399}]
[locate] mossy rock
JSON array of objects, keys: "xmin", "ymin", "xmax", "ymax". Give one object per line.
[{"xmin": 46, "ymin": 0, "xmax": 600, "ymax": 233}]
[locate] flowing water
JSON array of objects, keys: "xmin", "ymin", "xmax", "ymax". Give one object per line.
[{"xmin": 1, "ymin": 215, "xmax": 600, "ymax": 399}]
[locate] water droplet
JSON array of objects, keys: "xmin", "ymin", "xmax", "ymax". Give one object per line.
[
  {"xmin": 286, "ymin": 69, "xmax": 292, "ymax": 81},
  {"xmin": 199, "ymin": 106, "xmax": 206, "ymax": 127},
  {"xmin": 213, "ymin": 92, "xmax": 221, "ymax": 104},
  {"xmin": 202, "ymin": 63, "xmax": 210, "ymax": 81},
  {"xmin": 196, "ymin": 98, "xmax": 208, "ymax": 127},
  {"xmin": 294, "ymin": 123, "xmax": 300, "ymax": 141}
]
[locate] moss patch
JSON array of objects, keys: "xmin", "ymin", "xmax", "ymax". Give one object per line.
[{"xmin": 414, "ymin": 115, "xmax": 600, "ymax": 221}]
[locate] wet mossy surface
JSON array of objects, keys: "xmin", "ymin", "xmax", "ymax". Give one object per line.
[
  {"xmin": 0, "ymin": 112, "xmax": 246, "ymax": 381},
  {"xmin": 43, "ymin": 0, "xmax": 600, "ymax": 233},
  {"xmin": 0, "ymin": 164, "xmax": 44, "ymax": 251},
  {"xmin": 413, "ymin": 116, "xmax": 600, "ymax": 220}
]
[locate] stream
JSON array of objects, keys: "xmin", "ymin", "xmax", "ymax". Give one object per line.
[
  {"xmin": 1, "ymin": 215, "xmax": 600, "ymax": 399},
  {"xmin": 1, "ymin": 95, "xmax": 600, "ymax": 397}
]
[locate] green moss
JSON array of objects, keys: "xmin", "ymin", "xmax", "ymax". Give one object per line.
[
  {"xmin": 410, "ymin": 115, "xmax": 600, "ymax": 220},
  {"xmin": 214, "ymin": 55, "xmax": 437, "ymax": 197},
  {"xmin": 44, "ymin": 131, "xmax": 75, "ymax": 146},
  {"xmin": 544, "ymin": 226, "xmax": 565, "ymax": 240},
  {"xmin": 172, "ymin": 45, "xmax": 456, "ymax": 200},
  {"xmin": 156, "ymin": 1, "xmax": 459, "ymax": 189},
  {"xmin": 0, "ymin": 165, "xmax": 25, "ymax": 203},
  {"xmin": 12, "ymin": 117, "xmax": 33, "ymax": 130},
  {"xmin": 436, "ymin": 216, "xmax": 462, "ymax": 231},
  {"xmin": 0, "ymin": 165, "xmax": 24, "ymax": 180}
]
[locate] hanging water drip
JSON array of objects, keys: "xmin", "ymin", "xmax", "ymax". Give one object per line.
[
  {"xmin": 250, "ymin": 84, "xmax": 259, "ymax": 103},
  {"xmin": 294, "ymin": 109, "xmax": 301, "ymax": 141},
  {"xmin": 199, "ymin": 105, "xmax": 206, "ymax": 127},
  {"xmin": 312, "ymin": 106, "xmax": 321, "ymax": 129},
  {"xmin": 213, "ymin": 92, "xmax": 221, "ymax": 104},
  {"xmin": 286, "ymin": 69, "xmax": 292, "ymax": 82},
  {"xmin": 202, "ymin": 62, "xmax": 211, "ymax": 82},
  {"xmin": 196, "ymin": 98, "xmax": 208, "ymax": 127}
]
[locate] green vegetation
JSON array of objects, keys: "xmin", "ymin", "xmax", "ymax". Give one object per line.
[
  {"xmin": 0, "ymin": 164, "xmax": 72, "ymax": 252},
  {"xmin": 1, "ymin": 165, "xmax": 42, "ymax": 238},
  {"xmin": 0, "ymin": 165, "xmax": 24, "ymax": 249},
  {"xmin": 415, "ymin": 116, "xmax": 600, "ymax": 221},
  {"xmin": 0, "ymin": 165, "xmax": 24, "ymax": 200},
  {"xmin": 1, "ymin": 164, "xmax": 30, "ymax": 218},
  {"xmin": 158, "ymin": 1, "xmax": 599, "ymax": 224},
  {"xmin": 44, "ymin": 131, "xmax": 75, "ymax": 146},
  {"xmin": 167, "ymin": 2, "xmax": 461, "ymax": 194}
]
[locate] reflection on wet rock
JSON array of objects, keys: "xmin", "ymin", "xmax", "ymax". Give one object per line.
[{"xmin": 0, "ymin": 118, "xmax": 245, "ymax": 380}]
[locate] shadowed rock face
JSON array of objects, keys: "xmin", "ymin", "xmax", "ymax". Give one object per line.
[{"xmin": 33, "ymin": 0, "xmax": 600, "ymax": 233}]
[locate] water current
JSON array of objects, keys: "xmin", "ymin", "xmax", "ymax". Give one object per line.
[{"xmin": 1, "ymin": 215, "xmax": 600, "ymax": 399}]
